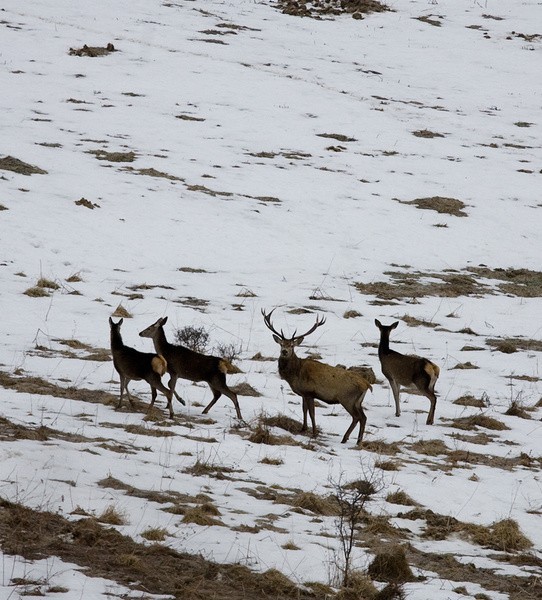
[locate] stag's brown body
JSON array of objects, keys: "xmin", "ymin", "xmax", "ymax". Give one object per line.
[{"xmin": 263, "ymin": 309, "xmax": 372, "ymax": 445}]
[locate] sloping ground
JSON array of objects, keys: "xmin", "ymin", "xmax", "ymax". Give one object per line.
[{"xmin": 0, "ymin": 0, "xmax": 541, "ymax": 599}]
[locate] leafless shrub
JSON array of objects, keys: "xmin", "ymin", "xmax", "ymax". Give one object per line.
[
  {"xmin": 330, "ymin": 467, "xmax": 384, "ymax": 588},
  {"xmin": 175, "ymin": 325, "xmax": 210, "ymax": 352},
  {"xmin": 214, "ymin": 341, "xmax": 242, "ymax": 363}
]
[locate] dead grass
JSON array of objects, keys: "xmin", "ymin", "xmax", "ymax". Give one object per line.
[
  {"xmin": 360, "ymin": 439, "xmax": 402, "ymax": 455},
  {"xmin": 98, "ymin": 505, "xmax": 128, "ymax": 525},
  {"xmin": 230, "ymin": 382, "xmax": 261, "ymax": 396},
  {"xmin": 112, "ymin": 303, "xmax": 132, "ymax": 318},
  {"xmin": 69, "ymin": 42, "xmax": 116, "ymax": 57},
  {"xmin": 410, "ymin": 439, "xmax": 448, "ymax": 456},
  {"xmin": 464, "ymin": 519, "xmax": 532, "ymax": 552},
  {"xmin": 259, "ymin": 456, "xmax": 284, "ymax": 466},
  {"xmin": 367, "ymin": 545, "xmax": 415, "ymax": 583},
  {"xmin": 290, "ymin": 492, "xmax": 338, "ymax": 516},
  {"xmin": 0, "ymin": 155, "xmax": 48, "ymax": 175},
  {"xmin": 141, "ymin": 527, "xmax": 169, "ymax": 542},
  {"xmin": 386, "ymin": 491, "xmax": 418, "ymax": 506},
  {"xmin": 263, "ymin": 414, "xmax": 304, "ymax": 434},
  {"xmin": 397, "ymin": 196, "xmax": 467, "ymax": 217},
  {"xmin": 488, "ymin": 337, "xmax": 542, "ymax": 353},
  {"xmin": 182, "ymin": 504, "xmax": 224, "ymax": 527},
  {"xmin": 453, "ymin": 395, "xmax": 488, "ymax": 408},
  {"xmin": 449, "ymin": 414, "xmax": 510, "ymax": 431},
  {"xmin": 0, "ymin": 499, "xmax": 317, "ymax": 599},
  {"xmin": 468, "ymin": 267, "xmax": 542, "ymax": 297}
]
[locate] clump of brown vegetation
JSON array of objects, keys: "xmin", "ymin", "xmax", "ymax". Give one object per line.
[
  {"xmin": 488, "ymin": 337, "xmax": 542, "ymax": 354},
  {"xmin": 450, "ymin": 414, "xmax": 509, "ymax": 431},
  {"xmin": 98, "ymin": 505, "xmax": 128, "ymax": 525},
  {"xmin": 182, "ymin": 504, "xmax": 224, "ymax": 527},
  {"xmin": 112, "ymin": 303, "xmax": 132, "ymax": 318},
  {"xmin": 69, "ymin": 43, "xmax": 116, "ymax": 57},
  {"xmin": 367, "ymin": 545, "xmax": 415, "ymax": 583},
  {"xmin": 396, "ymin": 196, "xmax": 468, "ymax": 217},
  {"xmin": 291, "ymin": 491, "xmax": 338, "ymax": 516},
  {"xmin": 141, "ymin": 527, "xmax": 168, "ymax": 542},
  {"xmin": 0, "ymin": 155, "xmax": 47, "ymax": 175},
  {"xmin": 386, "ymin": 490, "xmax": 418, "ymax": 506},
  {"xmin": 276, "ymin": 0, "xmax": 391, "ymax": 19},
  {"xmin": 453, "ymin": 394, "xmax": 488, "ymax": 408}
]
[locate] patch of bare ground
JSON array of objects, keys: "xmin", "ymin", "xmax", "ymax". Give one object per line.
[
  {"xmin": 69, "ymin": 43, "xmax": 116, "ymax": 57},
  {"xmin": 277, "ymin": 0, "xmax": 391, "ymax": 19},
  {"xmin": 0, "ymin": 499, "xmax": 318, "ymax": 600},
  {"xmin": 121, "ymin": 165, "xmax": 185, "ymax": 181},
  {"xmin": 88, "ymin": 149, "xmax": 136, "ymax": 162},
  {"xmin": 396, "ymin": 196, "xmax": 467, "ymax": 216},
  {"xmin": 0, "ymin": 370, "xmax": 146, "ymax": 413},
  {"xmin": 0, "ymin": 155, "xmax": 47, "ymax": 175},
  {"xmin": 0, "ymin": 415, "xmax": 93, "ymax": 444},
  {"xmin": 453, "ymin": 394, "xmax": 489, "ymax": 408},
  {"xmin": 467, "ymin": 266, "xmax": 542, "ymax": 297},
  {"xmin": 487, "ymin": 337, "xmax": 542, "ymax": 353},
  {"xmin": 355, "ymin": 269, "xmax": 487, "ymax": 301},
  {"xmin": 404, "ymin": 543, "xmax": 541, "ymax": 600},
  {"xmin": 412, "ymin": 129, "xmax": 445, "ymax": 138}
]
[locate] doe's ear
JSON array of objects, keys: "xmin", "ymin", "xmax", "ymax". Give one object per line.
[
  {"xmin": 375, "ymin": 319, "xmax": 382, "ymax": 327},
  {"xmin": 160, "ymin": 316, "xmax": 168, "ymax": 326},
  {"xmin": 109, "ymin": 317, "xmax": 113, "ymax": 326},
  {"xmin": 391, "ymin": 321, "xmax": 399, "ymax": 329}
]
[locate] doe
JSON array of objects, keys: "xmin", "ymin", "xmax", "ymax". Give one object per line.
[
  {"xmin": 139, "ymin": 316, "xmax": 243, "ymax": 420},
  {"xmin": 375, "ymin": 319, "xmax": 440, "ymax": 425},
  {"xmin": 109, "ymin": 317, "xmax": 174, "ymax": 417}
]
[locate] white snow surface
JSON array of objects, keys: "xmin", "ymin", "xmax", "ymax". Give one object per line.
[{"xmin": 0, "ymin": 0, "xmax": 541, "ymax": 598}]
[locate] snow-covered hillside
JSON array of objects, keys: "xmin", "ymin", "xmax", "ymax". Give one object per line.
[{"xmin": 0, "ymin": 1, "xmax": 541, "ymax": 599}]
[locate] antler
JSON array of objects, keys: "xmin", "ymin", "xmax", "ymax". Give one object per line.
[
  {"xmin": 261, "ymin": 308, "xmax": 286, "ymax": 340},
  {"xmin": 292, "ymin": 314, "xmax": 326, "ymax": 343},
  {"xmin": 262, "ymin": 308, "xmax": 325, "ymax": 342}
]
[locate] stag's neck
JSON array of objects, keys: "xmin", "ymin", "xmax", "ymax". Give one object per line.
[{"xmin": 278, "ymin": 352, "xmax": 302, "ymax": 382}]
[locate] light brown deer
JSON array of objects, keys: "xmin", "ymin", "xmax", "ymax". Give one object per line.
[
  {"xmin": 262, "ymin": 309, "xmax": 372, "ymax": 445},
  {"xmin": 109, "ymin": 317, "xmax": 174, "ymax": 417},
  {"xmin": 375, "ymin": 319, "xmax": 440, "ymax": 425},
  {"xmin": 139, "ymin": 317, "xmax": 243, "ymax": 420}
]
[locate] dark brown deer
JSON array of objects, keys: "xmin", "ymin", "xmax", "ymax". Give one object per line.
[
  {"xmin": 375, "ymin": 319, "xmax": 440, "ymax": 425},
  {"xmin": 109, "ymin": 317, "xmax": 174, "ymax": 417},
  {"xmin": 139, "ymin": 317, "xmax": 243, "ymax": 420},
  {"xmin": 262, "ymin": 309, "xmax": 372, "ymax": 446}
]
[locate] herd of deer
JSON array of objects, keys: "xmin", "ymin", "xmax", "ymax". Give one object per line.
[{"xmin": 109, "ymin": 310, "xmax": 440, "ymax": 447}]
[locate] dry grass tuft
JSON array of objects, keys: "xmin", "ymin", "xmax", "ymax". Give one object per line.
[
  {"xmin": 182, "ymin": 503, "xmax": 224, "ymax": 527},
  {"xmin": 230, "ymin": 381, "xmax": 261, "ymax": 396},
  {"xmin": 410, "ymin": 439, "xmax": 448, "ymax": 456},
  {"xmin": 98, "ymin": 505, "xmax": 128, "ymax": 526},
  {"xmin": 141, "ymin": 527, "xmax": 169, "ymax": 542},
  {"xmin": 259, "ymin": 456, "xmax": 284, "ymax": 466},
  {"xmin": 360, "ymin": 439, "xmax": 401, "ymax": 455},
  {"xmin": 24, "ymin": 286, "xmax": 50, "ymax": 297},
  {"xmin": 453, "ymin": 395, "xmax": 488, "ymax": 408},
  {"xmin": 291, "ymin": 492, "xmax": 338, "ymax": 516},
  {"xmin": 397, "ymin": 196, "xmax": 467, "ymax": 217},
  {"xmin": 464, "ymin": 518, "xmax": 532, "ymax": 552},
  {"xmin": 112, "ymin": 304, "xmax": 132, "ymax": 318},
  {"xmin": 386, "ymin": 490, "xmax": 418, "ymax": 506},
  {"xmin": 337, "ymin": 571, "xmax": 379, "ymax": 600},
  {"xmin": 367, "ymin": 545, "xmax": 415, "ymax": 583},
  {"xmin": 450, "ymin": 414, "xmax": 509, "ymax": 431},
  {"xmin": 263, "ymin": 414, "xmax": 304, "ymax": 434}
]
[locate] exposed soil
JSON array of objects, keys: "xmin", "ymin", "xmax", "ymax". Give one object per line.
[
  {"xmin": 0, "ymin": 499, "xmax": 318, "ymax": 600},
  {"xmin": 0, "ymin": 155, "xmax": 47, "ymax": 175}
]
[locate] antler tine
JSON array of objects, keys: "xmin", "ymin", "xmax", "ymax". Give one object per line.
[
  {"xmin": 261, "ymin": 308, "xmax": 285, "ymax": 340},
  {"xmin": 292, "ymin": 314, "xmax": 326, "ymax": 342}
]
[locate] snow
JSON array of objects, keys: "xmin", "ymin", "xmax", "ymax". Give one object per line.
[{"xmin": 0, "ymin": 0, "xmax": 541, "ymax": 598}]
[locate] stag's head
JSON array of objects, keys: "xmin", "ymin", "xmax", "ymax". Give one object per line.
[{"xmin": 262, "ymin": 309, "xmax": 326, "ymax": 360}]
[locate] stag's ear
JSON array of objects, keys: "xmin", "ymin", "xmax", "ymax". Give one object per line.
[
  {"xmin": 293, "ymin": 336, "xmax": 304, "ymax": 346},
  {"xmin": 272, "ymin": 334, "xmax": 282, "ymax": 345}
]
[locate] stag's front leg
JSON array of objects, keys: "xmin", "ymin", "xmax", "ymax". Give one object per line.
[{"xmin": 301, "ymin": 396, "xmax": 309, "ymax": 432}]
